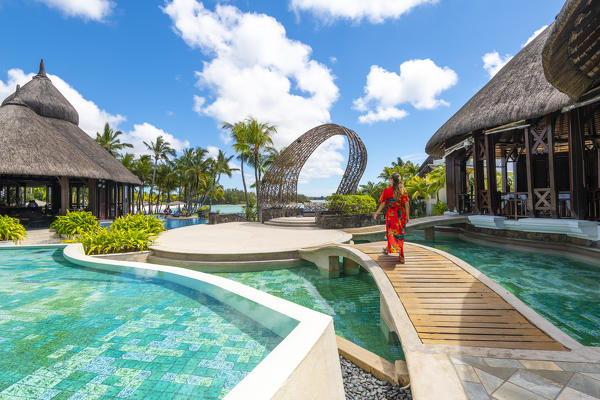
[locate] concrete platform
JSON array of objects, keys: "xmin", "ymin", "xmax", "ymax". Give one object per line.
[
  {"xmin": 148, "ymin": 222, "xmax": 352, "ymax": 271},
  {"xmin": 264, "ymin": 216, "xmax": 317, "ymax": 228}
]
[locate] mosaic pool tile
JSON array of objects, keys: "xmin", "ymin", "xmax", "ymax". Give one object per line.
[
  {"xmin": 218, "ymin": 263, "xmax": 404, "ymax": 361},
  {"xmin": 0, "ymin": 247, "xmax": 288, "ymax": 399}
]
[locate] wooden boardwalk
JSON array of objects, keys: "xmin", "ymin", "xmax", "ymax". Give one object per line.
[{"xmin": 352, "ymin": 241, "xmax": 566, "ymax": 351}]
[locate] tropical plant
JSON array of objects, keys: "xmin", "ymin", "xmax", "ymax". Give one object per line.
[
  {"xmin": 133, "ymin": 155, "xmax": 154, "ymax": 213},
  {"xmin": 243, "ymin": 117, "xmax": 277, "ymax": 221},
  {"xmin": 427, "ymin": 165, "xmax": 446, "ymax": 202},
  {"xmin": 144, "ymin": 136, "xmax": 176, "ymax": 214},
  {"xmin": 0, "ymin": 215, "xmax": 26, "ymax": 243},
  {"xmin": 433, "ymin": 200, "xmax": 448, "ymax": 215},
  {"xmin": 119, "ymin": 153, "xmax": 136, "ymax": 171},
  {"xmin": 243, "ymin": 197, "xmax": 258, "ymax": 221},
  {"xmin": 95, "ymin": 123, "xmax": 133, "ymax": 157},
  {"xmin": 50, "ymin": 211, "xmax": 100, "ymax": 238},
  {"xmin": 326, "ymin": 194, "xmax": 377, "ymax": 215},
  {"xmin": 224, "ymin": 121, "xmax": 251, "ymax": 208},
  {"xmin": 76, "ymin": 214, "xmax": 165, "ymax": 255},
  {"xmin": 358, "ymin": 181, "xmax": 387, "ymax": 203}
]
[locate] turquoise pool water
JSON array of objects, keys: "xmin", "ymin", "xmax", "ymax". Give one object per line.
[
  {"xmin": 160, "ymin": 218, "xmax": 207, "ymax": 230},
  {"xmin": 218, "ymin": 265, "xmax": 404, "ymax": 362},
  {"xmin": 405, "ymin": 233, "xmax": 600, "ymax": 346},
  {"xmin": 0, "ymin": 247, "xmax": 294, "ymax": 399},
  {"xmin": 210, "ymin": 205, "xmax": 243, "ymax": 215}
]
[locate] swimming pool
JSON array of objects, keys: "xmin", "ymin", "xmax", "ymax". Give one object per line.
[
  {"xmin": 100, "ymin": 217, "xmax": 207, "ymax": 230},
  {"xmin": 218, "ymin": 265, "xmax": 404, "ymax": 362},
  {"xmin": 404, "ymin": 232, "xmax": 600, "ymax": 346},
  {"xmin": 0, "ymin": 247, "xmax": 296, "ymax": 399}
]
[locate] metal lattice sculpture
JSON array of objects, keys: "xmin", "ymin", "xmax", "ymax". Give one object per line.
[{"xmin": 260, "ymin": 123, "xmax": 367, "ymax": 207}]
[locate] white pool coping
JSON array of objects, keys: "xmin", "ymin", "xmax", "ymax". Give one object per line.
[{"xmin": 1, "ymin": 244, "xmax": 344, "ymax": 400}]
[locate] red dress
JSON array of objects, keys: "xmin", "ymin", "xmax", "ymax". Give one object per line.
[{"xmin": 379, "ymin": 187, "xmax": 409, "ymax": 257}]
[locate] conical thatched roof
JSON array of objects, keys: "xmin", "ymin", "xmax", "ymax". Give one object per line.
[
  {"xmin": 426, "ymin": 25, "xmax": 574, "ymax": 157},
  {"xmin": 543, "ymin": 0, "xmax": 600, "ymax": 100},
  {"xmin": 0, "ymin": 61, "xmax": 141, "ymax": 185}
]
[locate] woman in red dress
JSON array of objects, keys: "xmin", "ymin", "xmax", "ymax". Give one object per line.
[{"xmin": 373, "ymin": 172, "xmax": 410, "ymax": 263}]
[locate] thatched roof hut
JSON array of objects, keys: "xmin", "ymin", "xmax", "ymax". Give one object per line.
[
  {"xmin": 0, "ymin": 60, "xmax": 140, "ymax": 185},
  {"xmin": 542, "ymin": 0, "xmax": 600, "ymax": 100},
  {"xmin": 425, "ymin": 26, "xmax": 574, "ymax": 157}
]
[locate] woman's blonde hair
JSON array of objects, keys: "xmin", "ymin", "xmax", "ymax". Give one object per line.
[{"xmin": 391, "ymin": 172, "xmax": 405, "ymax": 200}]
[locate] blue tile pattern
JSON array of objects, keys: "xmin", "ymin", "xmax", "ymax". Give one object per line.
[{"xmin": 0, "ymin": 247, "xmax": 287, "ymax": 399}]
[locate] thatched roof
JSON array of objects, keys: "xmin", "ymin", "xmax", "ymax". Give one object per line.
[
  {"xmin": 426, "ymin": 25, "xmax": 574, "ymax": 157},
  {"xmin": 0, "ymin": 61, "xmax": 141, "ymax": 185},
  {"xmin": 543, "ymin": 0, "xmax": 600, "ymax": 100},
  {"xmin": 417, "ymin": 155, "xmax": 439, "ymax": 177}
]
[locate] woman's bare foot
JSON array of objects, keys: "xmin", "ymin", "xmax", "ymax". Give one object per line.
[{"xmin": 399, "ymin": 256, "xmax": 405, "ymax": 264}]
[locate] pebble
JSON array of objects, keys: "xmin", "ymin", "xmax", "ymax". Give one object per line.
[{"xmin": 339, "ymin": 356, "xmax": 411, "ymax": 400}]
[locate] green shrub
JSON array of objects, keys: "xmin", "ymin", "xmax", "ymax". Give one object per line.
[
  {"xmin": 50, "ymin": 211, "xmax": 100, "ymax": 238},
  {"xmin": 0, "ymin": 215, "xmax": 26, "ymax": 243},
  {"xmin": 109, "ymin": 214, "xmax": 166, "ymax": 236},
  {"xmin": 75, "ymin": 214, "xmax": 165, "ymax": 255},
  {"xmin": 326, "ymin": 194, "xmax": 377, "ymax": 215},
  {"xmin": 243, "ymin": 198, "xmax": 257, "ymax": 221},
  {"xmin": 433, "ymin": 200, "xmax": 448, "ymax": 216},
  {"xmin": 77, "ymin": 229, "xmax": 158, "ymax": 255}
]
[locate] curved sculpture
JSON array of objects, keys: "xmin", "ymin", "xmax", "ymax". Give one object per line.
[{"xmin": 260, "ymin": 123, "xmax": 367, "ymax": 207}]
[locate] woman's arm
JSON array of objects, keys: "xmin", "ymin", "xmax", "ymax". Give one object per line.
[
  {"xmin": 404, "ymin": 201, "xmax": 410, "ymax": 223},
  {"xmin": 373, "ymin": 202, "xmax": 385, "ymax": 220}
]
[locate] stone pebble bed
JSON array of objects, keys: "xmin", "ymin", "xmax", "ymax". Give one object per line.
[{"xmin": 340, "ymin": 356, "xmax": 412, "ymax": 400}]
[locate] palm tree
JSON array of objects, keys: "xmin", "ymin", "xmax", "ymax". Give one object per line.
[
  {"xmin": 144, "ymin": 136, "xmax": 176, "ymax": 214},
  {"xmin": 223, "ymin": 121, "xmax": 251, "ymax": 208},
  {"xmin": 183, "ymin": 148, "xmax": 209, "ymax": 211},
  {"xmin": 133, "ymin": 155, "xmax": 153, "ymax": 213},
  {"xmin": 244, "ymin": 117, "xmax": 276, "ymax": 220},
  {"xmin": 203, "ymin": 149, "xmax": 237, "ymax": 207},
  {"xmin": 119, "ymin": 153, "xmax": 136, "ymax": 171},
  {"xmin": 95, "ymin": 123, "xmax": 133, "ymax": 157}
]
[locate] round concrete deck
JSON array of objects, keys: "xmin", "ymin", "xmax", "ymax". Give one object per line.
[{"xmin": 148, "ymin": 222, "xmax": 352, "ymax": 271}]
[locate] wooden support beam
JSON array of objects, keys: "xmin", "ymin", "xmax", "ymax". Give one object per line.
[
  {"xmin": 58, "ymin": 176, "xmax": 69, "ymax": 216},
  {"xmin": 568, "ymin": 110, "xmax": 587, "ymax": 219},
  {"xmin": 445, "ymin": 155, "xmax": 457, "ymax": 212},
  {"xmin": 547, "ymin": 116, "xmax": 559, "ymax": 218},
  {"xmin": 500, "ymin": 149, "xmax": 508, "ymax": 194},
  {"xmin": 524, "ymin": 128, "xmax": 536, "ymax": 217},
  {"xmin": 472, "ymin": 132, "xmax": 485, "ymax": 213},
  {"xmin": 485, "ymin": 134, "xmax": 498, "ymax": 215}
]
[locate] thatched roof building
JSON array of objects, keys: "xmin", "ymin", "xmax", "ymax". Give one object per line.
[
  {"xmin": 0, "ymin": 61, "xmax": 139, "ymax": 184},
  {"xmin": 426, "ymin": 26, "xmax": 574, "ymax": 158},
  {"xmin": 542, "ymin": 0, "xmax": 600, "ymax": 100},
  {"xmin": 0, "ymin": 61, "xmax": 140, "ymax": 222},
  {"xmin": 426, "ymin": 0, "xmax": 600, "ymax": 222}
]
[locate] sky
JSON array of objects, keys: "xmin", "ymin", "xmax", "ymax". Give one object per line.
[{"xmin": 0, "ymin": 0, "xmax": 565, "ymax": 196}]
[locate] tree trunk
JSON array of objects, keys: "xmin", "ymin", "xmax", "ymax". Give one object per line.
[
  {"xmin": 240, "ymin": 154, "xmax": 249, "ymax": 208},
  {"xmin": 254, "ymin": 149, "xmax": 261, "ymax": 221},
  {"xmin": 149, "ymin": 160, "xmax": 157, "ymax": 215}
]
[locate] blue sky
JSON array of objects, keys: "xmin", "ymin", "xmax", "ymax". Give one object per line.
[{"xmin": 0, "ymin": 0, "xmax": 565, "ymax": 196}]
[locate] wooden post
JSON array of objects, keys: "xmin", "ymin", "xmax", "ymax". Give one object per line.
[
  {"xmin": 472, "ymin": 133, "xmax": 485, "ymax": 213},
  {"xmin": 524, "ymin": 128, "xmax": 536, "ymax": 217},
  {"xmin": 485, "ymin": 134, "xmax": 498, "ymax": 215},
  {"xmin": 500, "ymin": 148, "xmax": 508, "ymax": 193},
  {"xmin": 445, "ymin": 155, "xmax": 457, "ymax": 212},
  {"xmin": 547, "ymin": 117, "xmax": 558, "ymax": 218},
  {"xmin": 58, "ymin": 176, "xmax": 70, "ymax": 215},
  {"xmin": 88, "ymin": 179, "xmax": 97, "ymax": 217},
  {"xmin": 569, "ymin": 110, "xmax": 586, "ymax": 219}
]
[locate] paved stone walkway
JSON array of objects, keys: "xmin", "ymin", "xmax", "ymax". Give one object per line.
[{"xmin": 450, "ymin": 354, "xmax": 600, "ymax": 400}]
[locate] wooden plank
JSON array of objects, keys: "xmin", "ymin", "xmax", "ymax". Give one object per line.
[
  {"xmin": 414, "ymin": 327, "xmax": 545, "ymax": 335},
  {"xmin": 421, "ymin": 339, "xmax": 565, "ymax": 350},
  {"xmin": 407, "ymin": 309, "xmax": 521, "ymax": 316},
  {"xmin": 413, "ymin": 321, "xmax": 533, "ymax": 328},
  {"xmin": 398, "ymin": 292, "xmax": 499, "ymax": 298},
  {"xmin": 419, "ymin": 333, "xmax": 554, "ymax": 342},
  {"xmin": 409, "ymin": 315, "xmax": 529, "ymax": 323},
  {"xmin": 402, "ymin": 303, "xmax": 514, "ymax": 310}
]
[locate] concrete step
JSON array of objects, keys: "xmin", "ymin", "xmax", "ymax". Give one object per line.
[
  {"xmin": 150, "ymin": 247, "xmax": 299, "ymax": 262},
  {"xmin": 264, "ymin": 220, "xmax": 318, "ymax": 228}
]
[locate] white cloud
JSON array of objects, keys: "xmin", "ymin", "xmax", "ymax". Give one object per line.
[
  {"xmin": 523, "ymin": 25, "xmax": 548, "ymax": 47},
  {"xmin": 1, "ymin": 68, "xmax": 190, "ymax": 157},
  {"xmin": 163, "ymin": 0, "xmax": 341, "ymax": 183},
  {"xmin": 206, "ymin": 145, "xmax": 219, "ymax": 159},
  {"xmin": 353, "ymin": 59, "xmax": 457, "ymax": 123},
  {"xmin": 299, "ymin": 136, "xmax": 346, "ymax": 184},
  {"xmin": 35, "ymin": 0, "xmax": 114, "ymax": 21},
  {"xmin": 290, "ymin": 0, "xmax": 436, "ymax": 24},
  {"xmin": 123, "ymin": 123, "xmax": 190, "ymax": 156},
  {"xmin": 0, "ymin": 68, "xmax": 125, "ymax": 135},
  {"xmin": 482, "ymin": 51, "xmax": 512, "ymax": 78},
  {"xmin": 481, "ymin": 25, "xmax": 547, "ymax": 79}
]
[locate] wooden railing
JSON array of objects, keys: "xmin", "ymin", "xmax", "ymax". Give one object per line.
[{"xmin": 499, "ymin": 192, "xmax": 529, "ymax": 218}]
